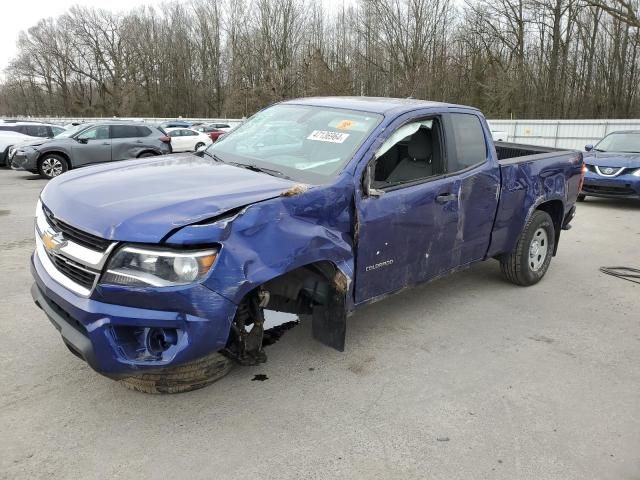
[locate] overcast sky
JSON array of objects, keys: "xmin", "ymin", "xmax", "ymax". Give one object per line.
[{"xmin": 0, "ymin": 0, "xmax": 352, "ymax": 74}]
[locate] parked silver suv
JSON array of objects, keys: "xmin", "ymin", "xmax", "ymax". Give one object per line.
[{"xmin": 11, "ymin": 122, "xmax": 172, "ymax": 179}]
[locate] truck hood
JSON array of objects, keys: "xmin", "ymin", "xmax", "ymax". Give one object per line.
[
  {"xmin": 584, "ymin": 151, "xmax": 640, "ymax": 168},
  {"xmin": 40, "ymin": 154, "xmax": 297, "ymax": 243}
]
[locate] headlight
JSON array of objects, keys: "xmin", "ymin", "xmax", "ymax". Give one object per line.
[
  {"xmin": 101, "ymin": 245, "xmax": 219, "ymax": 287},
  {"xmin": 633, "ymin": 168, "xmax": 640, "ymax": 177}
]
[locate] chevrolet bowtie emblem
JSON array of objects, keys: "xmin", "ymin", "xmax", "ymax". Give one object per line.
[{"xmin": 42, "ymin": 230, "xmax": 67, "ymax": 253}]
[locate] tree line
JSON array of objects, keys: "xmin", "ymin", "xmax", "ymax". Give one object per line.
[{"xmin": 0, "ymin": 0, "xmax": 639, "ymax": 119}]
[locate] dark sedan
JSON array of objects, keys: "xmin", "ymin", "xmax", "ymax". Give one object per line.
[{"xmin": 581, "ymin": 131, "xmax": 640, "ymax": 201}]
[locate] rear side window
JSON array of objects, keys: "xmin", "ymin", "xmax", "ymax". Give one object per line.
[
  {"xmin": 26, "ymin": 125, "xmax": 51, "ymax": 137},
  {"xmin": 111, "ymin": 125, "xmax": 141, "ymax": 138},
  {"xmin": 136, "ymin": 126, "xmax": 152, "ymax": 137},
  {"xmin": 449, "ymin": 113, "xmax": 487, "ymax": 171},
  {"xmin": 0, "ymin": 126, "xmax": 18, "ymax": 132}
]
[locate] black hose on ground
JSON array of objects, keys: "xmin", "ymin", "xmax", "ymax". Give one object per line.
[{"xmin": 599, "ymin": 266, "xmax": 640, "ymax": 285}]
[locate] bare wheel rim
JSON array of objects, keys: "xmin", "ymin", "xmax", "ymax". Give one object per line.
[
  {"xmin": 41, "ymin": 157, "xmax": 64, "ymax": 177},
  {"xmin": 529, "ymin": 227, "xmax": 549, "ymax": 272}
]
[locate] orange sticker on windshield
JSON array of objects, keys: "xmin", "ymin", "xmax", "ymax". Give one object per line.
[{"xmin": 336, "ymin": 120, "xmax": 354, "ymax": 130}]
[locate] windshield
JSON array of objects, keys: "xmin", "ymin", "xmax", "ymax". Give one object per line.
[
  {"xmin": 595, "ymin": 132, "xmax": 640, "ymax": 153},
  {"xmin": 56, "ymin": 124, "xmax": 88, "ymax": 138},
  {"xmin": 207, "ymin": 104, "xmax": 383, "ymax": 183}
]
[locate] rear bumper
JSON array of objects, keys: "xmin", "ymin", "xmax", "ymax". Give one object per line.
[
  {"xmin": 31, "ymin": 251, "xmax": 237, "ymax": 378},
  {"xmin": 582, "ymin": 171, "xmax": 640, "ymax": 199}
]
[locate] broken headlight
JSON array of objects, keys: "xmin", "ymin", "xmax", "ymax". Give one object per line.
[{"xmin": 101, "ymin": 246, "xmax": 218, "ymax": 287}]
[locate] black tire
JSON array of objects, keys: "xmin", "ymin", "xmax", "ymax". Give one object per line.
[
  {"xmin": 37, "ymin": 154, "xmax": 68, "ymax": 179},
  {"xmin": 138, "ymin": 152, "xmax": 156, "ymax": 158},
  {"xmin": 500, "ymin": 210, "xmax": 555, "ymax": 286},
  {"xmin": 194, "ymin": 142, "xmax": 205, "ymax": 151},
  {"xmin": 2, "ymin": 147, "xmax": 11, "ymax": 167},
  {"xmin": 577, "ymin": 194, "xmax": 586, "ymax": 202},
  {"xmin": 119, "ymin": 351, "xmax": 233, "ymax": 394}
]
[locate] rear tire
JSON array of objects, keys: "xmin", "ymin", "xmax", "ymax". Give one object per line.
[
  {"xmin": 119, "ymin": 351, "xmax": 233, "ymax": 394},
  {"xmin": 577, "ymin": 194, "xmax": 586, "ymax": 202},
  {"xmin": 138, "ymin": 152, "xmax": 156, "ymax": 158},
  {"xmin": 37, "ymin": 154, "xmax": 68, "ymax": 179},
  {"xmin": 194, "ymin": 142, "xmax": 205, "ymax": 151},
  {"xmin": 500, "ymin": 210, "xmax": 555, "ymax": 286}
]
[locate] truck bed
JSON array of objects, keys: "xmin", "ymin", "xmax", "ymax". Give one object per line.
[{"xmin": 495, "ymin": 141, "xmax": 571, "ymax": 163}]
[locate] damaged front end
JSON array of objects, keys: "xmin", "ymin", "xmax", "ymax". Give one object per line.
[{"xmin": 165, "ymin": 177, "xmax": 357, "ymax": 366}]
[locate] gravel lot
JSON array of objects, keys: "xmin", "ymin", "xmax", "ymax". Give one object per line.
[{"xmin": 1, "ymin": 168, "xmax": 639, "ymax": 480}]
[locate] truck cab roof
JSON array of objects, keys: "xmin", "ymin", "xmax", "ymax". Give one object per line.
[{"xmin": 282, "ymin": 96, "xmax": 478, "ymax": 116}]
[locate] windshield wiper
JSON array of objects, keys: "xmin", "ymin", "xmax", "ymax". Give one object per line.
[
  {"xmin": 229, "ymin": 162, "xmax": 291, "ymax": 179},
  {"xmin": 593, "ymin": 148, "xmax": 605, "ymax": 152},
  {"xmin": 202, "ymin": 150, "xmax": 225, "ymax": 163}
]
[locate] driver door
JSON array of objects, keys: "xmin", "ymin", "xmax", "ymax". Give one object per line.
[
  {"xmin": 354, "ymin": 114, "xmax": 460, "ymax": 304},
  {"xmin": 72, "ymin": 125, "xmax": 111, "ymax": 165}
]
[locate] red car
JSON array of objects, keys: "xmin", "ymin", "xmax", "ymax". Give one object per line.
[
  {"xmin": 208, "ymin": 129, "xmax": 226, "ymax": 142},
  {"xmin": 194, "ymin": 124, "xmax": 229, "ymax": 143}
]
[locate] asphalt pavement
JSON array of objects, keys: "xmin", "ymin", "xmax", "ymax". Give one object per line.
[{"xmin": 1, "ymin": 168, "xmax": 638, "ymax": 479}]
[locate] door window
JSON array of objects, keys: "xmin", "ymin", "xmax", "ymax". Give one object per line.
[
  {"xmin": 372, "ymin": 118, "xmax": 445, "ymax": 188},
  {"xmin": 448, "ymin": 113, "xmax": 487, "ymax": 171},
  {"xmin": 77, "ymin": 125, "xmax": 110, "ymax": 140}
]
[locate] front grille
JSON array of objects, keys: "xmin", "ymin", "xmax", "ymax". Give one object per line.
[
  {"xmin": 583, "ymin": 183, "xmax": 636, "ymax": 196},
  {"xmin": 596, "ymin": 166, "xmax": 627, "ymax": 176},
  {"xmin": 43, "ymin": 207, "xmax": 110, "ymax": 252},
  {"xmin": 48, "ymin": 253, "xmax": 98, "ymax": 289}
]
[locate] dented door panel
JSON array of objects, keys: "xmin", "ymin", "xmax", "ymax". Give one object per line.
[{"xmin": 354, "ymin": 176, "xmax": 460, "ymax": 303}]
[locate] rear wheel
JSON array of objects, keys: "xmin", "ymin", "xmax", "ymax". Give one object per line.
[
  {"xmin": 194, "ymin": 142, "xmax": 205, "ymax": 151},
  {"xmin": 138, "ymin": 152, "xmax": 156, "ymax": 158},
  {"xmin": 577, "ymin": 194, "xmax": 586, "ymax": 202},
  {"xmin": 500, "ymin": 210, "xmax": 555, "ymax": 286},
  {"xmin": 37, "ymin": 154, "xmax": 68, "ymax": 179},
  {"xmin": 119, "ymin": 351, "xmax": 233, "ymax": 394}
]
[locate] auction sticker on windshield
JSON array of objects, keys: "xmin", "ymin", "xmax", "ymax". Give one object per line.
[{"xmin": 307, "ymin": 130, "xmax": 350, "ymax": 144}]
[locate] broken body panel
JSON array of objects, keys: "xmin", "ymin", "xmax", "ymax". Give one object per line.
[{"xmin": 32, "ymin": 97, "xmax": 583, "ymax": 377}]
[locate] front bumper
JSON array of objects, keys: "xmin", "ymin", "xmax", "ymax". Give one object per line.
[
  {"xmin": 11, "ymin": 150, "xmax": 39, "ymax": 171},
  {"xmin": 582, "ymin": 171, "xmax": 640, "ymax": 199},
  {"xmin": 31, "ymin": 251, "xmax": 237, "ymax": 378}
]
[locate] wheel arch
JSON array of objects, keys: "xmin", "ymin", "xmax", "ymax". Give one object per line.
[
  {"xmin": 232, "ymin": 259, "xmax": 351, "ymax": 353},
  {"xmin": 534, "ymin": 199, "xmax": 564, "ymax": 255},
  {"xmin": 136, "ymin": 149, "xmax": 158, "ymax": 158}
]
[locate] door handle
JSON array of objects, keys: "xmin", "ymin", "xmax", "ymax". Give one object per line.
[
  {"xmin": 436, "ymin": 193, "xmax": 458, "ymax": 204},
  {"xmin": 102, "ymin": 142, "xmax": 110, "ymax": 145}
]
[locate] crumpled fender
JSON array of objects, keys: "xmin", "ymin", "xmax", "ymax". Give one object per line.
[{"xmin": 165, "ymin": 174, "xmax": 357, "ymax": 311}]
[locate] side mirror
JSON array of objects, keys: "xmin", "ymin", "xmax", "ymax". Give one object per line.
[
  {"xmin": 585, "ymin": 144, "xmax": 594, "ymax": 152},
  {"xmin": 76, "ymin": 137, "xmax": 88, "ymax": 144},
  {"xmin": 363, "ymin": 161, "xmax": 384, "ymax": 198}
]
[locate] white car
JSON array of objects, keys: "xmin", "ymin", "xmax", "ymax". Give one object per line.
[
  {"xmin": 0, "ymin": 122, "xmax": 66, "ymax": 167},
  {"xmin": 165, "ymin": 128, "xmax": 213, "ymax": 152},
  {"xmin": 491, "ymin": 129, "xmax": 508, "ymax": 142}
]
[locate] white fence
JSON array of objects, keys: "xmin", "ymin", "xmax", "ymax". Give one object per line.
[
  {"xmin": 4, "ymin": 116, "xmax": 640, "ymax": 151},
  {"xmin": 487, "ymin": 119, "xmax": 640, "ymax": 150}
]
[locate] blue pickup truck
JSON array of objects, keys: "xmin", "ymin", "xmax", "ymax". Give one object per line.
[{"xmin": 31, "ymin": 97, "xmax": 584, "ymax": 393}]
